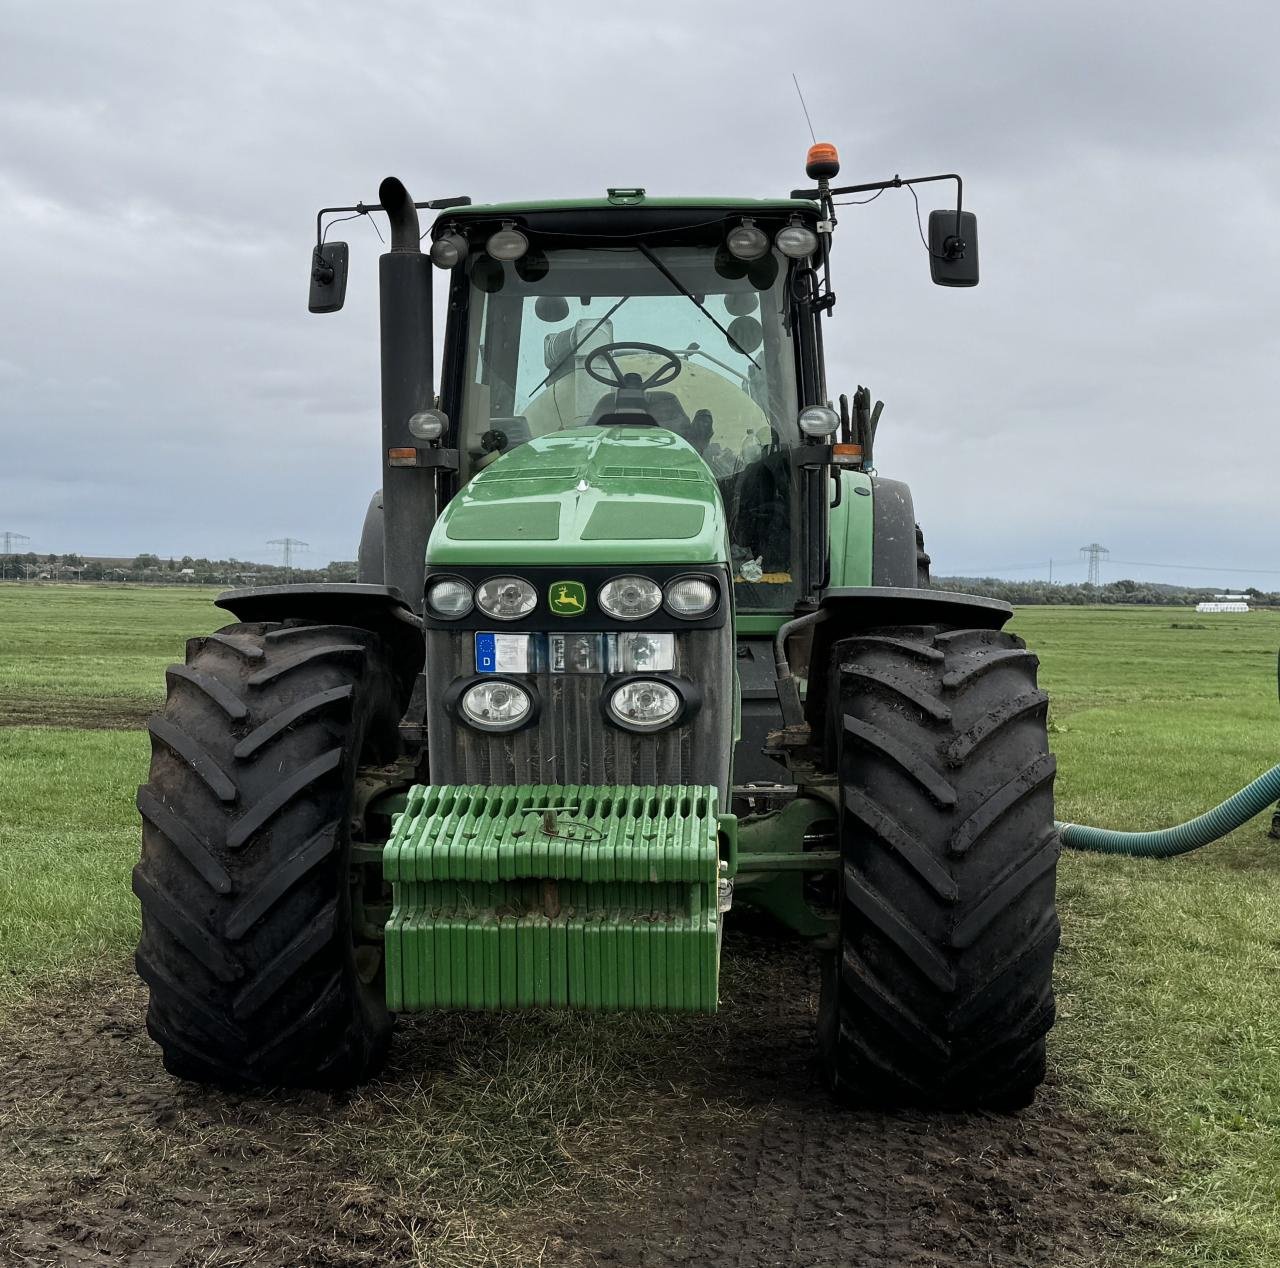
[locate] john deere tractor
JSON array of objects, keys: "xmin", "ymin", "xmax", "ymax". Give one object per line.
[{"xmin": 134, "ymin": 146, "xmax": 1058, "ymax": 1108}]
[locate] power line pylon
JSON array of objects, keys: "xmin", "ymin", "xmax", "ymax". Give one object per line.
[
  {"xmin": 267, "ymin": 537, "xmax": 309, "ymax": 583},
  {"xmin": 1, "ymin": 532, "xmax": 30, "ymax": 580},
  {"xmin": 1079, "ymin": 542, "xmax": 1109, "ymax": 587}
]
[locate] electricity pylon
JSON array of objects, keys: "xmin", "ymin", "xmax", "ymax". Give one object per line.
[
  {"xmin": 1079, "ymin": 542, "xmax": 1109, "ymax": 587},
  {"xmin": 268, "ymin": 537, "xmax": 309, "ymax": 583}
]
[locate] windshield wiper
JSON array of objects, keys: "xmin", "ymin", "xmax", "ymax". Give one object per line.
[
  {"xmin": 636, "ymin": 243, "xmax": 760, "ymax": 369},
  {"xmin": 528, "ymin": 294, "xmax": 631, "ymax": 399}
]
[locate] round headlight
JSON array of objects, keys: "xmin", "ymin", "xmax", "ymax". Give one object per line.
[
  {"xmin": 598, "ymin": 575, "xmax": 662, "ymax": 620},
  {"xmin": 460, "ymin": 679, "xmax": 532, "ymax": 730},
  {"xmin": 430, "ymin": 232, "xmax": 468, "ymax": 270},
  {"xmin": 408, "ymin": 409, "xmax": 447, "ymax": 441},
  {"xmin": 426, "ymin": 577, "xmax": 473, "ymax": 618},
  {"xmin": 798, "ymin": 405, "xmax": 840, "ymax": 439},
  {"xmin": 726, "ymin": 218, "xmax": 770, "ymax": 262},
  {"xmin": 487, "ymin": 223, "xmax": 529, "ymax": 262},
  {"xmin": 775, "ymin": 223, "xmax": 819, "ymax": 259},
  {"xmin": 606, "ymin": 679, "xmax": 682, "ymax": 731},
  {"xmin": 475, "ymin": 576, "xmax": 537, "ymax": 621},
  {"xmin": 665, "ymin": 576, "xmax": 717, "ymax": 618}
]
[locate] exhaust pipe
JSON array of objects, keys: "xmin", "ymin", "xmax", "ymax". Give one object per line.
[{"xmin": 377, "ymin": 177, "xmax": 435, "ymax": 612}]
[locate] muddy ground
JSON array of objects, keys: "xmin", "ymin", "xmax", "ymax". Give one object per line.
[
  {"xmin": 0, "ymin": 697, "xmax": 151, "ymax": 730},
  {"xmin": 0, "ymin": 929, "xmax": 1164, "ymax": 1268}
]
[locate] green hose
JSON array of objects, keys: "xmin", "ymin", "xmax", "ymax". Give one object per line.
[{"xmin": 1056, "ymin": 763, "xmax": 1280, "ymax": 857}]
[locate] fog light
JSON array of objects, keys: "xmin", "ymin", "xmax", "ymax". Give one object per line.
[
  {"xmin": 664, "ymin": 576, "xmax": 717, "ymax": 618},
  {"xmin": 476, "ymin": 576, "xmax": 537, "ymax": 621},
  {"xmin": 775, "ymin": 222, "xmax": 819, "ymax": 259},
  {"xmin": 726, "ymin": 218, "xmax": 770, "ymax": 262},
  {"xmin": 606, "ymin": 678, "xmax": 682, "ymax": 731},
  {"xmin": 430, "ymin": 232, "xmax": 468, "ymax": 269},
  {"xmin": 598, "ymin": 575, "xmax": 662, "ymax": 620},
  {"xmin": 460, "ymin": 679, "xmax": 532, "ymax": 730},
  {"xmin": 798, "ymin": 405, "xmax": 840, "ymax": 439},
  {"xmin": 426, "ymin": 577, "xmax": 473, "ymax": 618},
  {"xmin": 487, "ymin": 222, "xmax": 529, "ymax": 261}
]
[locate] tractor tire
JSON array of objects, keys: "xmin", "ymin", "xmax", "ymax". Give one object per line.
[
  {"xmin": 818, "ymin": 625, "xmax": 1058, "ymax": 1109},
  {"xmin": 134, "ymin": 619, "xmax": 405, "ymax": 1089}
]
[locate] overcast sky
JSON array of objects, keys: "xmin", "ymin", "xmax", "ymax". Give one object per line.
[{"xmin": 3, "ymin": 0, "xmax": 1279, "ymax": 587}]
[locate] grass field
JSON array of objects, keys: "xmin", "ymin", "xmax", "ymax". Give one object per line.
[
  {"xmin": 0, "ymin": 584, "xmax": 225, "ymax": 726},
  {"xmin": 1, "ymin": 584, "xmax": 1278, "ymax": 1265},
  {"xmin": 1026, "ymin": 605, "xmax": 1280, "ymax": 1266}
]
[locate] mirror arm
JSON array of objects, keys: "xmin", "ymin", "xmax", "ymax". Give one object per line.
[
  {"xmin": 790, "ymin": 171, "xmax": 966, "ymax": 255},
  {"xmin": 314, "ymin": 195, "xmax": 473, "ymax": 249}
]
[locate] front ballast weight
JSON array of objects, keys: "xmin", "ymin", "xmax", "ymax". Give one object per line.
[{"xmin": 383, "ymin": 783, "xmax": 729, "ymax": 1012}]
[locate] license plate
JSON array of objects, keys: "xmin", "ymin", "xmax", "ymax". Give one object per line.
[{"xmin": 474, "ymin": 632, "xmax": 530, "ymax": 674}]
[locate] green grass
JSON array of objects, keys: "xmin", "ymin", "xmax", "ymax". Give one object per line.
[
  {"xmin": 2, "ymin": 589, "xmax": 1280, "ymax": 1262},
  {"xmin": 0, "ymin": 583, "xmax": 224, "ymax": 724},
  {"xmin": 0, "ymin": 727, "xmax": 147, "ymax": 1002},
  {"xmin": 1011, "ymin": 606, "xmax": 1280, "ymax": 1266}
]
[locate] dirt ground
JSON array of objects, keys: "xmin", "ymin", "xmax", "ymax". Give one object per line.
[
  {"xmin": 0, "ymin": 929, "xmax": 1163, "ymax": 1268},
  {"xmin": 0, "ymin": 697, "xmax": 150, "ymax": 730}
]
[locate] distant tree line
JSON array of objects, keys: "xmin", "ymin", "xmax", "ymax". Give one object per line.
[
  {"xmin": 935, "ymin": 576, "xmax": 1280, "ymax": 607},
  {"xmin": 0, "ymin": 552, "xmax": 357, "ymax": 586},
  {"xmin": 2, "ymin": 552, "xmax": 1275, "ymax": 605}
]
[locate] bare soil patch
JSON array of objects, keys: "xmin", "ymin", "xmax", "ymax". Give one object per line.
[
  {"xmin": 0, "ymin": 929, "xmax": 1163, "ymax": 1268},
  {"xmin": 568, "ymin": 931, "xmax": 1163, "ymax": 1267},
  {"xmin": 0, "ymin": 696, "xmax": 150, "ymax": 730}
]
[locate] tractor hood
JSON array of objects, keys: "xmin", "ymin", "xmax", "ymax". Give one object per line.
[{"xmin": 426, "ymin": 426, "xmax": 728, "ymax": 567}]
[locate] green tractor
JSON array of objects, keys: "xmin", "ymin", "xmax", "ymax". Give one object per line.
[{"xmin": 134, "ymin": 146, "xmax": 1058, "ymax": 1108}]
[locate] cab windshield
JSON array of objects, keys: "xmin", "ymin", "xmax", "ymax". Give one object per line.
[{"xmin": 456, "ymin": 244, "xmax": 802, "ymax": 611}]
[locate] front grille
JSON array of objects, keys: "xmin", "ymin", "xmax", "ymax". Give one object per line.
[
  {"xmin": 425, "ymin": 629, "xmax": 731, "ymax": 795},
  {"xmin": 455, "ymin": 671, "xmax": 692, "ymax": 785}
]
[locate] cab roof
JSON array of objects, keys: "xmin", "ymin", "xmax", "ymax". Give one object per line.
[
  {"xmin": 433, "ymin": 194, "xmax": 822, "ymax": 243},
  {"xmin": 446, "ymin": 195, "xmax": 820, "ymax": 218}
]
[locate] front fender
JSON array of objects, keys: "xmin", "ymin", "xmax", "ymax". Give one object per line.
[{"xmin": 215, "ymin": 583, "xmax": 424, "ymax": 701}]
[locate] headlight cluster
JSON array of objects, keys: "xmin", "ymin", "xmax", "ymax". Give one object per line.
[
  {"xmin": 426, "ymin": 574, "xmax": 719, "ymax": 621},
  {"xmin": 726, "ymin": 217, "xmax": 820, "ymax": 262},
  {"xmin": 455, "ymin": 672, "xmax": 690, "ymax": 734},
  {"xmin": 605, "ymin": 573, "xmax": 718, "ymax": 619}
]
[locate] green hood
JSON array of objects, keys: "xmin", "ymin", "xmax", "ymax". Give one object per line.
[{"xmin": 427, "ymin": 426, "xmax": 727, "ymax": 567}]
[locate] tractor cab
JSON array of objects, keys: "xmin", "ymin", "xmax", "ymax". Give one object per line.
[{"xmin": 433, "ymin": 197, "xmax": 826, "ymax": 615}]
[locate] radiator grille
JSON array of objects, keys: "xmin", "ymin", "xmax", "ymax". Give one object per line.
[{"xmin": 432, "ymin": 637, "xmax": 692, "ymax": 786}]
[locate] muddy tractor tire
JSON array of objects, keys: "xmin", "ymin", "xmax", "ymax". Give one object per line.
[
  {"xmin": 134, "ymin": 620, "xmax": 404, "ymax": 1089},
  {"xmin": 819, "ymin": 625, "xmax": 1059, "ymax": 1109}
]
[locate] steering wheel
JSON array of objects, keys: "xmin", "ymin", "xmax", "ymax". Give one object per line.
[{"xmin": 583, "ymin": 342, "xmax": 683, "ymax": 390}]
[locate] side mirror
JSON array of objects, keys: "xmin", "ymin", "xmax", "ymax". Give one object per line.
[
  {"xmin": 308, "ymin": 242, "xmax": 349, "ymax": 313},
  {"xmin": 928, "ymin": 210, "xmax": 979, "ymax": 287}
]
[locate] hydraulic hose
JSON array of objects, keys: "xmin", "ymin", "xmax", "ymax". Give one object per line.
[{"xmin": 1056, "ymin": 763, "xmax": 1280, "ymax": 857}]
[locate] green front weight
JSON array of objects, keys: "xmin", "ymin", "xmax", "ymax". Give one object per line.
[{"xmin": 383, "ymin": 783, "xmax": 726, "ymax": 1014}]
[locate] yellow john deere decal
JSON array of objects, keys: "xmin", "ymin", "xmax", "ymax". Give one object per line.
[{"xmin": 549, "ymin": 580, "xmax": 587, "ymax": 616}]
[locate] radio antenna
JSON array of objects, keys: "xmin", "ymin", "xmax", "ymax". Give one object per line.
[{"xmin": 792, "ymin": 74, "xmax": 818, "ymax": 144}]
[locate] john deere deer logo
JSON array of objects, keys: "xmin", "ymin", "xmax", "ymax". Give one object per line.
[{"xmin": 549, "ymin": 581, "xmax": 586, "ymax": 616}]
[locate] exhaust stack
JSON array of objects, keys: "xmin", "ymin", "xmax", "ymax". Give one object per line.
[{"xmin": 377, "ymin": 177, "xmax": 435, "ymax": 612}]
